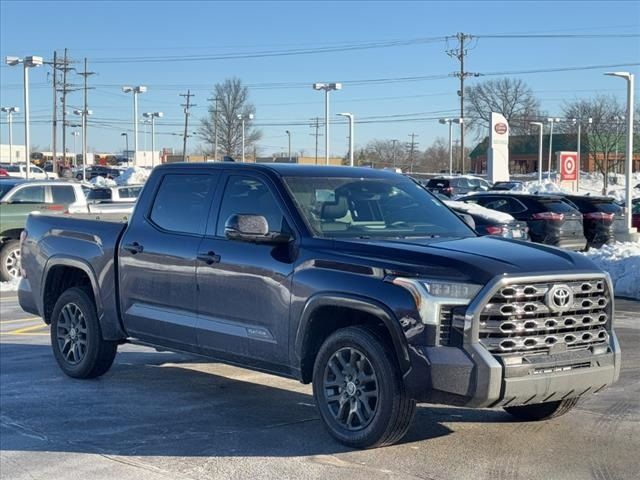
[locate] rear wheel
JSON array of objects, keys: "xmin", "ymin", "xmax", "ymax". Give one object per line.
[
  {"xmin": 312, "ymin": 326, "xmax": 416, "ymax": 448},
  {"xmin": 0, "ymin": 240, "xmax": 21, "ymax": 282},
  {"xmin": 50, "ymin": 287, "xmax": 117, "ymax": 379},
  {"xmin": 504, "ymin": 398, "xmax": 579, "ymax": 421}
]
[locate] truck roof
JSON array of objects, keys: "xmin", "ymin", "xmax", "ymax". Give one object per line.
[{"xmin": 156, "ymin": 162, "xmax": 401, "ymax": 179}]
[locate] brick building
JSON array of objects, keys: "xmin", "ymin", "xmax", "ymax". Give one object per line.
[{"xmin": 469, "ymin": 134, "xmax": 640, "ymax": 175}]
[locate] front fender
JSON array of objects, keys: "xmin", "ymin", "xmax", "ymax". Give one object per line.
[{"xmin": 294, "ymin": 293, "xmax": 411, "ymax": 376}]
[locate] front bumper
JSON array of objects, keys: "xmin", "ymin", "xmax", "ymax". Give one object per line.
[{"xmin": 406, "ymin": 331, "xmax": 620, "ymax": 407}]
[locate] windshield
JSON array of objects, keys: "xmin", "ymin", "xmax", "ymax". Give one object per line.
[{"xmin": 284, "ymin": 176, "xmax": 474, "ymax": 239}]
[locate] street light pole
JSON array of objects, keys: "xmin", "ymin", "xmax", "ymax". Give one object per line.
[
  {"xmin": 5, "ymin": 56, "xmax": 43, "ymax": 180},
  {"xmin": 1, "ymin": 107, "xmax": 19, "ymax": 165},
  {"xmin": 530, "ymin": 122, "xmax": 544, "ymax": 184},
  {"xmin": 122, "ymin": 85, "xmax": 147, "ymax": 166},
  {"xmin": 547, "ymin": 117, "xmax": 561, "ymax": 180},
  {"xmin": 144, "ymin": 112, "xmax": 163, "ymax": 168},
  {"xmin": 313, "ymin": 83, "xmax": 342, "ymax": 165},
  {"xmin": 74, "ymin": 109, "xmax": 92, "ymax": 182},
  {"xmin": 605, "ymin": 72, "xmax": 636, "ymax": 235},
  {"xmin": 572, "ymin": 117, "xmax": 592, "ymax": 192},
  {"xmin": 72, "ymin": 131, "xmax": 79, "ymax": 165},
  {"xmin": 337, "ymin": 113, "xmax": 354, "ymax": 167},
  {"xmin": 439, "ymin": 118, "xmax": 463, "ymax": 175},
  {"xmin": 237, "ymin": 113, "xmax": 254, "ymax": 162},
  {"xmin": 285, "ymin": 130, "xmax": 291, "ymax": 162}
]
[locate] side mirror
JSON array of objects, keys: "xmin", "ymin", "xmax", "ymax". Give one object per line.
[
  {"xmin": 225, "ymin": 214, "xmax": 291, "ymax": 244},
  {"xmin": 457, "ymin": 213, "xmax": 476, "ymax": 230}
]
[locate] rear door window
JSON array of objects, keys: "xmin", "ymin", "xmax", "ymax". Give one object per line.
[
  {"xmin": 51, "ymin": 185, "xmax": 77, "ymax": 204},
  {"xmin": 150, "ymin": 174, "xmax": 217, "ymax": 235}
]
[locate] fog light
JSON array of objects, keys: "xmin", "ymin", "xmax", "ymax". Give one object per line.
[
  {"xmin": 592, "ymin": 345, "xmax": 608, "ymax": 355},
  {"xmin": 503, "ymin": 356, "xmax": 523, "ymax": 366}
]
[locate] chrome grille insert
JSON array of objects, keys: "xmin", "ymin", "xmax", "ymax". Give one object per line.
[{"xmin": 479, "ymin": 278, "xmax": 610, "ymax": 356}]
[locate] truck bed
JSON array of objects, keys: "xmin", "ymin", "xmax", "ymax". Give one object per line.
[{"xmin": 20, "ymin": 213, "xmax": 128, "ymax": 340}]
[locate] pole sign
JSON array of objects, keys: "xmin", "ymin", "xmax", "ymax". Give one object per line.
[
  {"xmin": 487, "ymin": 112, "xmax": 510, "ymax": 182},
  {"xmin": 559, "ymin": 151, "xmax": 578, "ymax": 181}
]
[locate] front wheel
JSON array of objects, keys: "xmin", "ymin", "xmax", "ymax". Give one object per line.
[
  {"xmin": 504, "ymin": 398, "xmax": 579, "ymax": 421},
  {"xmin": 312, "ymin": 326, "xmax": 416, "ymax": 448},
  {"xmin": 50, "ymin": 287, "xmax": 117, "ymax": 379}
]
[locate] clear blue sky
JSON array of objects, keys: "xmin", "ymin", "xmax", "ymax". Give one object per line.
[{"xmin": 1, "ymin": 0, "xmax": 639, "ymax": 157}]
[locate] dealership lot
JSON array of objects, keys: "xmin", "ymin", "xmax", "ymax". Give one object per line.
[{"xmin": 1, "ymin": 293, "xmax": 638, "ymax": 480}]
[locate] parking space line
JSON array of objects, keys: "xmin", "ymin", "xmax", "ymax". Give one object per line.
[
  {"xmin": 6, "ymin": 324, "xmax": 48, "ymax": 335},
  {"xmin": 0, "ymin": 317, "xmax": 42, "ymax": 325}
]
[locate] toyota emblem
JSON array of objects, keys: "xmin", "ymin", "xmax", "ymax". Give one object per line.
[{"xmin": 546, "ymin": 284, "xmax": 574, "ymax": 312}]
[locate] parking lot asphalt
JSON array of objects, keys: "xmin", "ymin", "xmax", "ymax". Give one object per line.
[{"xmin": 1, "ymin": 293, "xmax": 639, "ymax": 480}]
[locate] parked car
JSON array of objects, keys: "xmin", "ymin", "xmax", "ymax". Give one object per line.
[
  {"xmin": 556, "ymin": 194, "xmax": 626, "ymax": 249},
  {"xmin": 491, "ymin": 181, "xmax": 524, "ymax": 191},
  {"xmin": 445, "ymin": 200, "xmax": 530, "ymax": 240},
  {"xmin": 19, "ymin": 163, "xmax": 619, "ymax": 448},
  {"xmin": 0, "ymin": 163, "xmax": 58, "ymax": 180},
  {"xmin": 459, "ymin": 192, "xmax": 587, "ymax": 251},
  {"xmin": 424, "ymin": 176, "xmax": 490, "ymax": 198},
  {"xmin": 86, "ymin": 185, "xmax": 143, "ymax": 203},
  {"xmin": 74, "ymin": 165, "xmax": 123, "ymax": 181},
  {"xmin": 0, "ymin": 168, "xmax": 9, "ymax": 177},
  {"xmin": 633, "ymin": 198, "xmax": 640, "ymax": 230},
  {"xmin": 0, "ymin": 179, "xmax": 133, "ymax": 281}
]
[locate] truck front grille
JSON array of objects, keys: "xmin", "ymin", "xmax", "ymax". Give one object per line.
[
  {"xmin": 478, "ymin": 278, "xmax": 610, "ymax": 355},
  {"xmin": 439, "ymin": 307, "xmax": 453, "ymax": 346}
]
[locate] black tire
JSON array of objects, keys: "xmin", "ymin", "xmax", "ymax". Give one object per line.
[
  {"xmin": 50, "ymin": 287, "xmax": 117, "ymax": 379},
  {"xmin": 504, "ymin": 398, "xmax": 579, "ymax": 421},
  {"xmin": 0, "ymin": 240, "xmax": 21, "ymax": 282},
  {"xmin": 312, "ymin": 326, "xmax": 416, "ymax": 448}
]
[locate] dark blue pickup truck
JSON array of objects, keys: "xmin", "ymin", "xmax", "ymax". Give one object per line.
[{"xmin": 19, "ymin": 163, "xmax": 621, "ymax": 448}]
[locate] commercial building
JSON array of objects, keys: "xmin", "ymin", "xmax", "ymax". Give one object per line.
[{"xmin": 0, "ymin": 144, "xmax": 26, "ymax": 164}]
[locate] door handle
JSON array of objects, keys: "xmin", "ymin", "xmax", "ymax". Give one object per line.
[
  {"xmin": 123, "ymin": 242, "xmax": 144, "ymax": 254},
  {"xmin": 197, "ymin": 251, "xmax": 221, "ymax": 265}
]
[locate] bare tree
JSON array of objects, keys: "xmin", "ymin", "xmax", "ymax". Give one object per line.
[
  {"xmin": 465, "ymin": 78, "xmax": 542, "ymax": 136},
  {"xmin": 199, "ymin": 77, "xmax": 262, "ymax": 159},
  {"xmin": 562, "ymin": 95, "xmax": 626, "ymax": 192},
  {"xmin": 358, "ymin": 139, "xmax": 407, "ymax": 168}
]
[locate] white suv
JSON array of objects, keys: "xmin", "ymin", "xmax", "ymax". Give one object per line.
[{"xmin": 1, "ymin": 163, "xmax": 58, "ymax": 180}]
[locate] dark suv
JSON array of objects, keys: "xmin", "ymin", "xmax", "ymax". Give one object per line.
[
  {"xmin": 558, "ymin": 194, "xmax": 626, "ymax": 248},
  {"xmin": 425, "ymin": 176, "xmax": 490, "ymax": 198},
  {"xmin": 459, "ymin": 193, "xmax": 587, "ymax": 250}
]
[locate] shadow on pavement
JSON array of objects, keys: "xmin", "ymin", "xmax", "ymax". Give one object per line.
[{"xmin": 0, "ymin": 343, "xmax": 514, "ymax": 458}]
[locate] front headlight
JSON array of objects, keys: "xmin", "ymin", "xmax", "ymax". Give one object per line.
[{"xmin": 391, "ymin": 277, "xmax": 482, "ymax": 326}]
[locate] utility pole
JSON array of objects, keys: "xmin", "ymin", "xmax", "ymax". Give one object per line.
[
  {"xmin": 312, "ymin": 117, "xmax": 320, "ymax": 164},
  {"xmin": 180, "ymin": 90, "xmax": 195, "ymax": 161},
  {"xmin": 391, "ymin": 139, "xmax": 398, "ymax": 168},
  {"xmin": 206, "ymin": 95, "xmax": 220, "ymax": 160},
  {"xmin": 447, "ymin": 33, "xmax": 480, "ymax": 173},
  {"xmin": 51, "ymin": 51, "xmax": 57, "ymax": 172},
  {"xmin": 407, "ymin": 133, "xmax": 419, "ymax": 173},
  {"xmin": 77, "ymin": 58, "xmax": 95, "ymax": 173},
  {"xmin": 60, "ymin": 48, "xmax": 73, "ymax": 166}
]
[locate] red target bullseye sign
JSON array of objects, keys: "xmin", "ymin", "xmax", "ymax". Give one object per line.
[{"xmin": 560, "ymin": 152, "xmax": 578, "ymax": 181}]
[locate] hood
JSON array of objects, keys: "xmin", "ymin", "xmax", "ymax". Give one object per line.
[{"xmin": 317, "ymin": 236, "xmax": 601, "ymax": 285}]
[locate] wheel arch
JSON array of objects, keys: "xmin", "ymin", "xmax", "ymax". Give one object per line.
[{"xmin": 295, "ymin": 294, "xmax": 411, "ymax": 384}]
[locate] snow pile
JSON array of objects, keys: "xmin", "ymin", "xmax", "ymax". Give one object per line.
[
  {"xmin": 581, "ymin": 242, "xmax": 640, "ymax": 300},
  {"xmin": 115, "ymin": 167, "xmax": 151, "ymax": 186},
  {"xmin": 90, "ymin": 176, "xmax": 117, "ymax": 188},
  {"xmin": 515, "ymin": 172, "xmax": 640, "ymax": 201},
  {"xmin": 0, "ymin": 278, "xmax": 20, "ymax": 292},
  {"xmin": 445, "ymin": 200, "xmax": 515, "ymax": 224}
]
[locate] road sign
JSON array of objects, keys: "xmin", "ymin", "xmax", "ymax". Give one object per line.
[{"xmin": 559, "ymin": 151, "xmax": 578, "ymax": 181}]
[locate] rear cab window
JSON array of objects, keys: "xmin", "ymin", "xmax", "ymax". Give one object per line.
[{"xmin": 426, "ymin": 179, "xmax": 450, "ymax": 188}]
